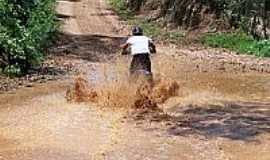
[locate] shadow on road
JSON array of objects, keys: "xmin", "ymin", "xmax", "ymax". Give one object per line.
[
  {"xmin": 134, "ymin": 101, "xmax": 270, "ymax": 141},
  {"xmin": 89, "ymin": 12, "xmax": 117, "ymax": 17},
  {"xmin": 49, "ymin": 32, "xmax": 126, "ymax": 62},
  {"xmin": 56, "ymin": 13, "xmax": 76, "ymax": 19}
]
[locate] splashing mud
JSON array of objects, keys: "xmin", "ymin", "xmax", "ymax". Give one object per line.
[
  {"xmin": 66, "ymin": 60, "xmax": 180, "ymax": 109},
  {"xmin": 66, "ymin": 53, "xmax": 270, "ymax": 110},
  {"xmin": 66, "ymin": 77, "xmax": 98, "ymax": 102}
]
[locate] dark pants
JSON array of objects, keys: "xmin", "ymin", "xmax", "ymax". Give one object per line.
[
  {"xmin": 130, "ymin": 54, "xmax": 151, "ymax": 74},
  {"xmin": 130, "ymin": 54, "xmax": 153, "ymax": 84}
]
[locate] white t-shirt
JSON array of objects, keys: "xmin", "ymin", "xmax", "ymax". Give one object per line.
[{"xmin": 127, "ymin": 36, "xmax": 152, "ymax": 55}]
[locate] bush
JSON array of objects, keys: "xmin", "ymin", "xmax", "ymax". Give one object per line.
[
  {"xmin": 201, "ymin": 32, "xmax": 270, "ymax": 57},
  {"xmin": 0, "ymin": 0, "xmax": 57, "ymax": 76},
  {"xmin": 108, "ymin": 0, "xmax": 133, "ymax": 20},
  {"xmin": 249, "ymin": 40, "xmax": 270, "ymax": 57}
]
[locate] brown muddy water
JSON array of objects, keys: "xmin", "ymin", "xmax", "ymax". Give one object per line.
[
  {"xmin": 0, "ymin": 53, "xmax": 270, "ymax": 160},
  {"xmin": 1, "ymin": 0, "xmax": 269, "ymax": 158},
  {"xmin": 154, "ymin": 53, "xmax": 270, "ymax": 102},
  {"xmin": 68, "ymin": 55, "xmax": 270, "ymax": 107},
  {"xmin": 63, "ymin": 55, "xmax": 270, "ymax": 160}
]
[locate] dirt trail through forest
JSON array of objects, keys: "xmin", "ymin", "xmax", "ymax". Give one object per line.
[{"xmin": 0, "ymin": 0, "xmax": 270, "ymax": 160}]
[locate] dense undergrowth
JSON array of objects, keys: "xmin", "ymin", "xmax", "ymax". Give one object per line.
[
  {"xmin": 202, "ymin": 32, "xmax": 270, "ymax": 57},
  {"xmin": 0, "ymin": 0, "xmax": 58, "ymax": 76}
]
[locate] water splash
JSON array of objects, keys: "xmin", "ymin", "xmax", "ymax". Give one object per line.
[{"xmin": 66, "ymin": 62, "xmax": 180, "ymax": 109}]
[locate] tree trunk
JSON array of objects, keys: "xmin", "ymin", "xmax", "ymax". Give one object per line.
[{"xmin": 262, "ymin": 0, "xmax": 269, "ymax": 39}]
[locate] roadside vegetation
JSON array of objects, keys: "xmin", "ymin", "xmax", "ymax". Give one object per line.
[
  {"xmin": 202, "ymin": 32, "xmax": 270, "ymax": 57},
  {"xmin": 108, "ymin": 0, "xmax": 184, "ymax": 43},
  {"xmin": 0, "ymin": 0, "xmax": 58, "ymax": 76},
  {"xmin": 109, "ymin": 0, "xmax": 270, "ymax": 57}
]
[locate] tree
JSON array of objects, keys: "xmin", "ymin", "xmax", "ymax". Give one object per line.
[{"xmin": 0, "ymin": 0, "xmax": 57, "ymax": 76}]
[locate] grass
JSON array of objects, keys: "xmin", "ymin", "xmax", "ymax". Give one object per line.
[
  {"xmin": 201, "ymin": 32, "xmax": 270, "ymax": 57},
  {"xmin": 108, "ymin": 0, "xmax": 183, "ymax": 43}
]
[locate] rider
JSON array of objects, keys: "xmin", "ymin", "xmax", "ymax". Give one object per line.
[{"xmin": 120, "ymin": 26, "xmax": 156, "ymax": 79}]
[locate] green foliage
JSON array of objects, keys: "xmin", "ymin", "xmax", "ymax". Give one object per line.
[
  {"xmin": 134, "ymin": 19, "xmax": 161, "ymax": 37},
  {"xmin": 108, "ymin": 0, "xmax": 183, "ymax": 42},
  {"xmin": 221, "ymin": 0, "xmax": 269, "ymax": 39},
  {"xmin": 201, "ymin": 32, "xmax": 270, "ymax": 57},
  {"xmin": 3, "ymin": 64, "xmax": 21, "ymax": 76},
  {"xmin": 108, "ymin": 0, "xmax": 133, "ymax": 20},
  {"xmin": 249, "ymin": 40, "xmax": 270, "ymax": 57},
  {"xmin": 109, "ymin": 0, "xmax": 269, "ymax": 52},
  {"xmin": 0, "ymin": 0, "xmax": 57, "ymax": 76},
  {"xmin": 132, "ymin": 19, "xmax": 183, "ymax": 42}
]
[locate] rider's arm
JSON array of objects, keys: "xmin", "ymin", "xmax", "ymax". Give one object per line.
[
  {"xmin": 120, "ymin": 36, "xmax": 133, "ymax": 49},
  {"xmin": 120, "ymin": 43, "xmax": 130, "ymax": 55},
  {"xmin": 149, "ymin": 40, "xmax": 156, "ymax": 54},
  {"xmin": 120, "ymin": 43, "xmax": 129, "ymax": 50}
]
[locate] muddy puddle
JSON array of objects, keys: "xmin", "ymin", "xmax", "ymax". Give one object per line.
[
  {"xmin": 153, "ymin": 54, "xmax": 270, "ymax": 103},
  {"xmin": 67, "ymin": 56, "xmax": 270, "ymax": 109},
  {"xmin": 63, "ymin": 56, "xmax": 270, "ymax": 148}
]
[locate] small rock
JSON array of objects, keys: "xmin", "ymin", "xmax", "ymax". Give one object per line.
[{"xmin": 26, "ymin": 83, "xmax": 34, "ymax": 87}]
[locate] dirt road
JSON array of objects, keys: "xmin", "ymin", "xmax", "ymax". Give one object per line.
[{"xmin": 0, "ymin": 0, "xmax": 270, "ymax": 160}]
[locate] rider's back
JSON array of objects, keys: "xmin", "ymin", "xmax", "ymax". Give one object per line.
[{"xmin": 127, "ymin": 36, "xmax": 152, "ymax": 55}]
